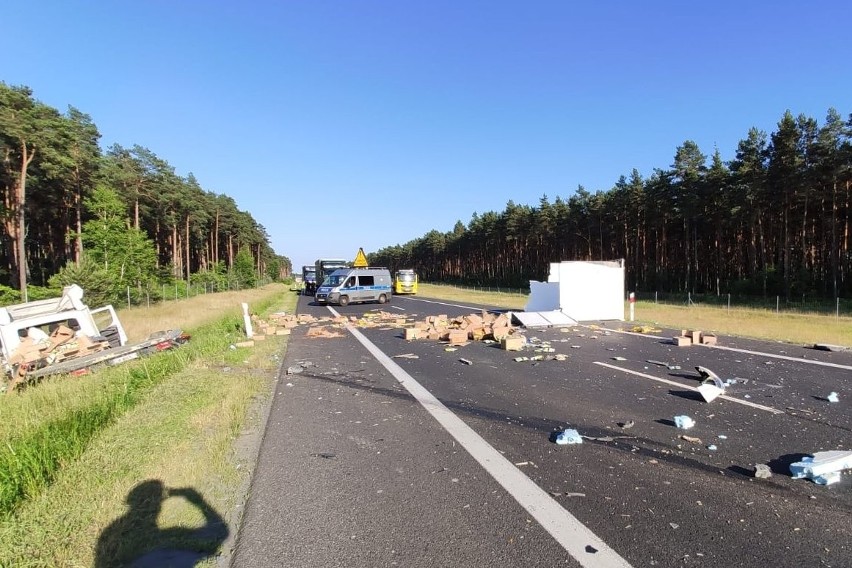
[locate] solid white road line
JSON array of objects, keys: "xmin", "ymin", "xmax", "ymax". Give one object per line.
[
  {"xmin": 593, "ymin": 361, "xmax": 784, "ymax": 414},
  {"xmin": 327, "ymin": 307, "xmax": 633, "ymax": 568}
]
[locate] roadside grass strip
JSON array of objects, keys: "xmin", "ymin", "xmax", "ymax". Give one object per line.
[
  {"xmin": 0, "ymin": 291, "xmax": 288, "ymax": 567},
  {"xmin": 0, "ymin": 292, "xmax": 280, "ymax": 517}
]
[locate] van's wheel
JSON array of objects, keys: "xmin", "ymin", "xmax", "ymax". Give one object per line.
[
  {"xmin": 338, "ymin": 295, "xmax": 349, "ymax": 306},
  {"xmin": 377, "ymin": 294, "xmax": 387, "ymax": 304}
]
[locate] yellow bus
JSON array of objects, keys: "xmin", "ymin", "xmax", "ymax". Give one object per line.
[{"xmin": 394, "ymin": 269, "xmax": 418, "ymax": 294}]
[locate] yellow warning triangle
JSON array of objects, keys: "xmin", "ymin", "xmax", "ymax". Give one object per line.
[{"xmin": 353, "ymin": 247, "xmax": 369, "ymax": 268}]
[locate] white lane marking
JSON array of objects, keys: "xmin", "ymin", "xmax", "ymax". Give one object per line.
[
  {"xmin": 403, "ymin": 297, "xmax": 483, "ymax": 311},
  {"xmin": 594, "ymin": 362, "xmax": 784, "ymax": 414},
  {"xmin": 328, "ymin": 308, "xmax": 633, "ymax": 568},
  {"xmin": 598, "ymin": 326, "xmax": 852, "ymax": 371}
]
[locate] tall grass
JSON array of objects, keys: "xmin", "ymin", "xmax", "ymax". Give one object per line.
[{"xmin": 0, "ymin": 286, "xmax": 284, "ymax": 517}]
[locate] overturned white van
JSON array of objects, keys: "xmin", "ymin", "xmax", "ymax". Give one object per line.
[{"xmin": 315, "ymin": 267, "xmax": 393, "ymax": 306}]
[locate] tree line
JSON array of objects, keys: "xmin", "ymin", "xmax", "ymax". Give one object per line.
[
  {"xmin": 372, "ymin": 108, "xmax": 852, "ymax": 300},
  {"xmin": 0, "ymin": 82, "xmax": 290, "ymax": 304}
]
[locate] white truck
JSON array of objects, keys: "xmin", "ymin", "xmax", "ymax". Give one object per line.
[{"xmin": 0, "ymin": 284, "xmax": 186, "ymax": 392}]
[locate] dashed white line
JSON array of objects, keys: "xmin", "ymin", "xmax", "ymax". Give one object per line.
[
  {"xmin": 328, "ymin": 307, "xmax": 633, "ymax": 568},
  {"xmin": 593, "ymin": 361, "xmax": 784, "ymax": 414}
]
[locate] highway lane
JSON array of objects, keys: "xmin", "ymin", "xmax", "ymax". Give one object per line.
[{"xmin": 231, "ymin": 293, "xmax": 851, "ymax": 567}]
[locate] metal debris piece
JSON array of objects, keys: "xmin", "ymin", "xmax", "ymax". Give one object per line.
[
  {"xmin": 459, "ymin": 358, "xmax": 472, "ymax": 365},
  {"xmin": 612, "ymin": 356, "xmax": 627, "ymax": 361},
  {"xmin": 695, "ymin": 366, "xmax": 721, "ymax": 381}
]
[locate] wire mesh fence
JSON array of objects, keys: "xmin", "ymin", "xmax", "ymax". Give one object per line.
[{"xmin": 634, "ymin": 291, "xmax": 851, "ymax": 318}]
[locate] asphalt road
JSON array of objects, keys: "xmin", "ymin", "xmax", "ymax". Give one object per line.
[{"xmin": 231, "ymin": 293, "xmax": 852, "ymax": 567}]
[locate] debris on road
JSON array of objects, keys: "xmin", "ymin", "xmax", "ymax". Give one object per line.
[
  {"xmin": 674, "ymin": 415, "xmax": 696, "ymax": 430},
  {"xmin": 630, "ymin": 325, "xmax": 661, "ymax": 334},
  {"xmin": 618, "ymin": 420, "xmax": 635, "ymax": 429},
  {"xmin": 673, "ymin": 330, "xmax": 719, "ymax": 347},
  {"xmin": 790, "ymin": 451, "xmax": 852, "ymax": 485},
  {"xmin": 286, "ymin": 365, "xmax": 304, "ymax": 374},
  {"xmin": 812, "ymin": 343, "xmax": 851, "ymax": 352},
  {"xmin": 392, "ymin": 353, "xmax": 420, "ymax": 359},
  {"xmin": 647, "ymin": 359, "xmax": 681, "ymax": 370},
  {"xmin": 697, "ymin": 379, "xmax": 725, "ymax": 403},
  {"xmin": 753, "ymin": 464, "xmax": 773, "ymax": 479},
  {"xmin": 679, "ymin": 435, "xmax": 702, "ymax": 444},
  {"xmin": 827, "ymin": 392, "xmax": 839, "ymax": 403},
  {"xmin": 554, "ymin": 429, "xmax": 583, "ymax": 445},
  {"xmin": 459, "ymin": 358, "xmax": 472, "ymax": 365},
  {"xmin": 612, "ymin": 356, "xmax": 627, "ymax": 361}
]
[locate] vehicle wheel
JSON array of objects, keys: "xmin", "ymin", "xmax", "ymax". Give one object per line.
[
  {"xmin": 338, "ymin": 295, "xmax": 349, "ymax": 306},
  {"xmin": 377, "ymin": 294, "xmax": 387, "ymax": 304}
]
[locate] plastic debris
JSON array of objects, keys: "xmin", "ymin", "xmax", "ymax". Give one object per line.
[
  {"xmin": 697, "ymin": 378, "xmax": 725, "ymax": 403},
  {"xmin": 393, "ymin": 353, "xmax": 420, "ymax": 359},
  {"xmin": 707, "ymin": 444, "xmax": 717, "ymax": 451},
  {"xmin": 718, "ymin": 435, "xmax": 728, "ymax": 440},
  {"xmin": 789, "ymin": 450, "xmax": 852, "ymax": 485},
  {"xmin": 679, "ymin": 435, "xmax": 702, "ymax": 444},
  {"xmin": 444, "ymin": 347, "xmax": 457, "ymax": 352},
  {"xmin": 459, "ymin": 358, "xmax": 472, "ymax": 365},
  {"xmin": 555, "ymin": 429, "xmax": 583, "ymax": 445},
  {"xmin": 286, "ymin": 365, "xmax": 304, "ymax": 375},
  {"xmin": 647, "ymin": 359, "xmax": 681, "ymax": 370},
  {"xmin": 619, "ymin": 420, "xmax": 635, "ymax": 429},
  {"xmin": 674, "ymin": 415, "xmax": 695, "ymax": 429},
  {"xmin": 827, "ymin": 392, "xmax": 839, "ymax": 403},
  {"xmin": 612, "ymin": 356, "xmax": 627, "ymax": 361},
  {"xmin": 513, "ymin": 356, "xmax": 529, "ymax": 362},
  {"xmin": 753, "ymin": 464, "xmax": 772, "ymax": 479}
]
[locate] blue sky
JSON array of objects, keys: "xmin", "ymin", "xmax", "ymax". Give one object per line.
[{"xmin": 3, "ymin": 1, "xmax": 851, "ymax": 272}]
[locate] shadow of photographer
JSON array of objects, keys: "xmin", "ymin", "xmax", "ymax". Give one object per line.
[{"xmin": 94, "ymin": 479, "xmax": 229, "ymax": 568}]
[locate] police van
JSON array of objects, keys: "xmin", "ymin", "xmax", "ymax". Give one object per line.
[{"xmin": 314, "ymin": 267, "xmax": 393, "ymax": 306}]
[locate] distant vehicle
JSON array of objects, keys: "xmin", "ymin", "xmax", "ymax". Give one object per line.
[
  {"xmin": 315, "ymin": 267, "xmax": 392, "ymax": 306},
  {"xmin": 314, "ymin": 258, "xmax": 350, "ymax": 287},
  {"xmin": 302, "ymin": 265, "xmax": 318, "ymax": 296},
  {"xmin": 394, "ymin": 269, "xmax": 418, "ymax": 294}
]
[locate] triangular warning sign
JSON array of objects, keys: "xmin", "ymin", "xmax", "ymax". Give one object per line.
[{"xmin": 353, "ymin": 248, "xmax": 369, "ymax": 268}]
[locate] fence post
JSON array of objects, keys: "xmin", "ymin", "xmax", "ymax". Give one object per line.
[
  {"xmin": 127, "ymin": 286, "xmax": 131, "ymax": 308},
  {"xmin": 776, "ymin": 296, "xmax": 779, "ymax": 313},
  {"xmin": 837, "ymin": 297, "xmax": 840, "ymax": 319},
  {"xmin": 727, "ymin": 293, "xmax": 730, "ymax": 311},
  {"xmin": 655, "ymin": 291, "xmax": 658, "ymax": 304}
]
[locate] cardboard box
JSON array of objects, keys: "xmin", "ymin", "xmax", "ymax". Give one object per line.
[
  {"xmin": 501, "ymin": 335, "xmax": 525, "ymax": 351},
  {"xmin": 690, "ymin": 330, "xmax": 702, "ymax": 344},
  {"xmin": 673, "ymin": 336, "xmax": 692, "ymax": 347},
  {"xmin": 447, "ymin": 329, "xmax": 468, "ymax": 345},
  {"xmin": 404, "ymin": 328, "xmax": 422, "ymax": 340},
  {"xmin": 491, "ymin": 326, "xmax": 511, "ymax": 341},
  {"xmin": 701, "ymin": 334, "xmax": 718, "ymax": 345}
]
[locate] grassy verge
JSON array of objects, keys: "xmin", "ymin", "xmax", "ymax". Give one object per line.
[
  {"xmin": 0, "ymin": 284, "xmax": 295, "ymax": 567},
  {"xmin": 419, "ymin": 283, "xmax": 852, "ymax": 346}
]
